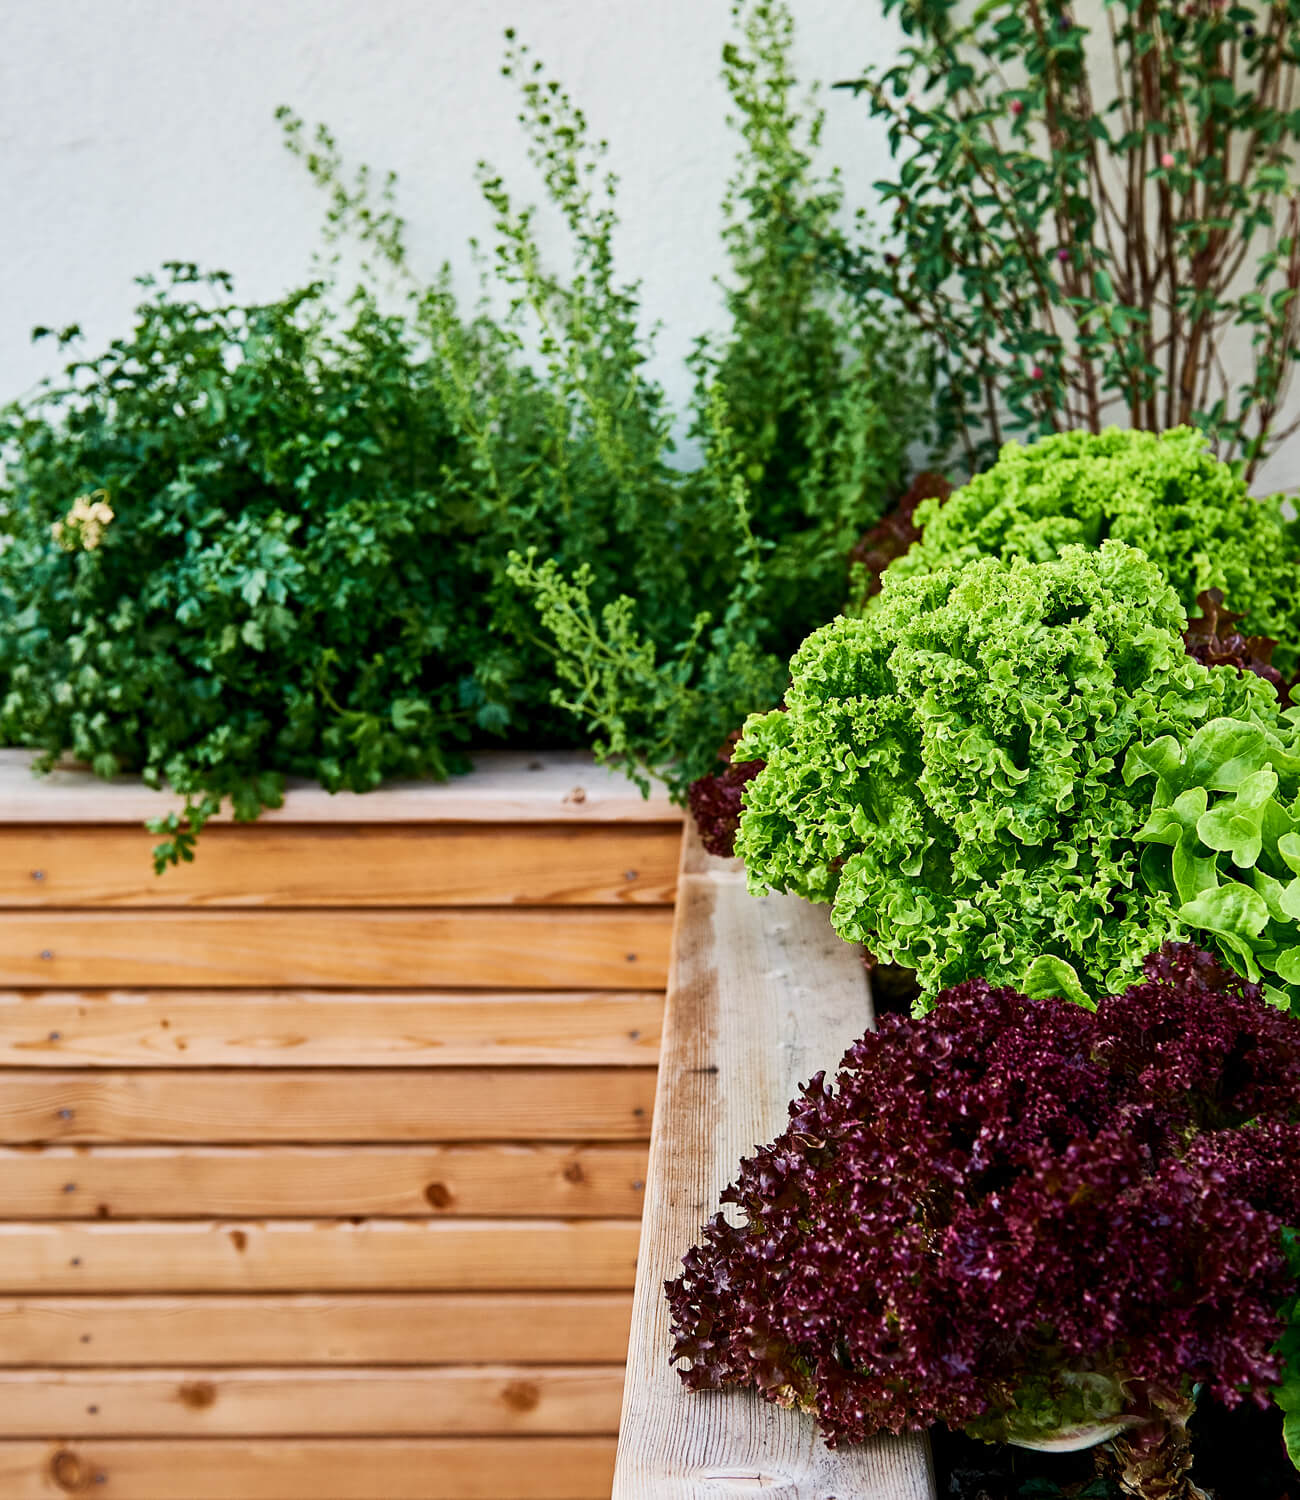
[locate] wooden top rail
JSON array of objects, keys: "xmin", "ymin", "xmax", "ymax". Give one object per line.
[
  {"xmin": 614, "ymin": 827, "xmax": 936, "ymax": 1498},
  {"xmin": 0, "ymin": 749, "xmax": 681, "ymax": 824}
]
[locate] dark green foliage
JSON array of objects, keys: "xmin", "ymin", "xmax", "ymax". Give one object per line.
[
  {"xmin": 508, "ymin": 0, "xmax": 933, "ymax": 792},
  {"xmin": 0, "ymin": 0, "xmax": 931, "ymax": 862},
  {"xmin": 0, "ymin": 273, "xmax": 520, "ymax": 864},
  {"xmin": 840, "ymin": 0, "xmax": 1300, "ymax": 477}
]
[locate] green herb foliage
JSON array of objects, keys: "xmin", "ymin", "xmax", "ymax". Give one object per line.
[
  {"xmin": 0, "ymin": 272, "xmax": 513, "ymax": 865},
  {"xmin": 735, "ymin": 542, "xmax": 1286, "ymax": 1004},
  {"xmin": 880, "ymin": 427, "xmax": 1300, "ymax": 669},
  {"xmin": 506, "ymin": 0, "xmax": 931, "ymax": 793},
  {"xmin": 0, "ymin": 0, "xmax": 930, "ymax": 862},
  {"xmin": 839, "ymin": 0, "xmax": 1300, "ymax": 477}
]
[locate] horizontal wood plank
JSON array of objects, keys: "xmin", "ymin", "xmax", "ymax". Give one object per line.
[
  {"xmin": 0, "ymin": 1435, "xmax": 615, "ymax": 1498},
  {"xmin": 0, "ymin": 1366, "xmax": 625, "ymax": 1437},
  {"xmin": 0, "ymin": 1144, "xmax": 649, "ymax": 1218},
  {"xmin": 0, "ymin": 825, "xmax": 680, "ymax": 908},
  {"xmin": 0, "ymin": 1220, "xmax": 641, "ymax": 1292},
  {"xmin": 0, "ymin": 989, "xmax": 663, "ymax": 1068},
  {"xmin": 0, "ymin": 1069, "xmax": 656, "ymax": 1144},
  {"xmin": 0, "ymin": 1293, "xmax": 633, "ymax": 1366},
  {"xmin": 0, "ymin": 910, "xmax": 673, "ymax": 989},
  {"xmin": 0, "ymin": 747, "xmax": 679, "ymax": 824}
]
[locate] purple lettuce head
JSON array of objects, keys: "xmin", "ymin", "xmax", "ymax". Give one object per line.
[{"xmin": 665, "ymin": 945, "xmax": 1300, "ymax": 1447}]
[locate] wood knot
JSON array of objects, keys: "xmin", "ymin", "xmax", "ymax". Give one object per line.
[
  {"xmin": 424, "ymin": 1182, "xmax": 454, "ymax": 1210},
  {"xmin": 501, "ymin": 1379, "xmax": 539, "ymax": 1412},
  {"xmin": 565, "ymin": 786, "xmax": 587, "ymax": 804},
  {"xmin": 228, "ymin": 1229, "xmax": 247, "ymax": 1252},
  {"xmin": 177, "ymin": 1380, "xmax": 217, "ymax": 1410},
  {"xmin": 49, "ymin": 1448, "xmax": 90, "ymax": 1492},
  {"xmin": 562, "ymin": 1159, "xmax": 586, "ymax": 1185}
]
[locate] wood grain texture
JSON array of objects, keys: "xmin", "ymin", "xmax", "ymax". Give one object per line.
[
  {"xmin": 613, "ymin": 827, "xmax": 936, "ymax": 1499},
  {"xmin": 0, "ymin": 909, "xmax": 673, "ymax": 989},
  {"xmin": 0, "ymin": 1436, "xmax": 615, "ymax": 1498},
  {"xmin": 0, "ymin": 746, "xmax": 679, "ymax": 824},
  {"xmin": 0, "ymin": 1220, "xmax": 641, "ymax": 1292},
  {"xmin": 0, "ymin": 825, "xmax": 680, "ymax": 907},
  {"xmin": 0, "ymin": 1069, "xmax": 656, "ymax": 1143},
  {"xmin": 0, "ymin": 1366, "xmax": 625, "ymax": 1437},
  {"xmin": 0, "ymin": 1143, "xmax": 649, "ymax": 1218},
  {"xmin": 0, "ymin": 1293, "xmax": 633, "ymax": 1366},
  {"xmin": 0, "ymin": 989, "xmax": 663, "ymax": 1067}
]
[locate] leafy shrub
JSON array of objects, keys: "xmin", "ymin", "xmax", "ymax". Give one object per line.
[
  {"xmin": 883, "ymin": 427, "xmax": 1300, "ymax": 670},
  {"xmin": 838, "ymin": 0, "xmax": 1300, "ymax": 477},
  {"xmin": 734, "ymin": 541, "xmax": 1289, "ymax": 1003},
  {"xmin": 667, "ymin": 944, "xmax": 1300, "ymax": 1476},
  {"xmin": 0, "ymin": 1, "xmax": 930, "ymax": 860},
  {"xmin": 0, "ymin": 274, "xmax": 511, "ymax": 861},
  {"xmin": 506, "ymin": 0, "xmax": 932, "ymax": 794}
]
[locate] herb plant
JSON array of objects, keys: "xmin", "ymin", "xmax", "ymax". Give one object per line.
[
  {"xmin": 882, "ymin": 427, "xmax": 1300, "ymax": 669},
  {"xmin": 506, "ymin": 0, "xmax": 932, "ymax": 793},
  {"xmin": 667, "ymin": 944, "xmax": 1300, "ymax": 1495},
  {"xmin": 735, "ymin": 541, "xmax": 1289, "ymax": 1003},
  {"xmin": 0, "ymin": 273, "xmax": 506, "ymax": 863},
  {"xmin": 0, "ymin": 1, "xmax": 929, "ymax": 860},
  {"xmin": 840, "ymin": 0, "xmax": 1300, "ymax": 477}
]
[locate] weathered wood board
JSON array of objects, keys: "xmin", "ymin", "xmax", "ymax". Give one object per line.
[
  {"xmin": 613, "ymin": 828, "xmax": 936, "ymax": 1498},
  {"xmin": 0, "ymin": 752, "xmax": 681, "ymax": 1498}
]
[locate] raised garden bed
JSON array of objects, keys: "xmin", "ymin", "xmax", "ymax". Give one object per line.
[
  {"xmin": 0, "ymin": 749, "xmax": 681, "ymax": 1500},
  {"xmin": 613, "ymin": 826, "xmax": 936, "ymax": 1498}
]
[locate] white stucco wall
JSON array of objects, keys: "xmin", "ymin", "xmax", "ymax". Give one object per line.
[
  {"xmin": 4, "ymin": 1, "xmax": 1297, "ymax": 490},
  {"xmin": 0, "ymin": 0, "xmax": 904, "ymax": 422}
]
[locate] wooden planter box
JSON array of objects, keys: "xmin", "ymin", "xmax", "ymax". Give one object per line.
[
  {"xmin": 0, "ymin": 749, "xmax": 682, "ymax": 1500},
  {"xmin": 614, "ymin": 828, "xmax": 937, "ymax": 1499}
]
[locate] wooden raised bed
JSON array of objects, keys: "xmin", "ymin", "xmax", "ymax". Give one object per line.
[
  {"xmin": 0, "ymin": 749, "xmax": 682, "ymax": 1500},
  {"xmin": 614, "ymin": 828, "xmax": 937, "ymax": 1498}
]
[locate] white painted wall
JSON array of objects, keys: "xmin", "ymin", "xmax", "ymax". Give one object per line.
[
  {"xmin": 0, "ymin": 0, "xmax": 904, "ymax": 421},
  {"xmin": 4, "ymin": 1, "xmax": 1297, "ymax": 490}
]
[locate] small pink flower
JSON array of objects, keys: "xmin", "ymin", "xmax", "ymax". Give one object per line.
[
  {"xmin": 1161, "ymin": 152, "xmax": 1176, "ymax": 169},
  {"xmin": 1057, "ymin": 249, "xmax": 1069, "ymax": 263},
  {"xmin": 1010, "ymin": 99, "xmax": 1024, "ymax": 116},
  {"xmin": 1031, "ymin": 366, "xmax": 1044, "ymax": 380}
]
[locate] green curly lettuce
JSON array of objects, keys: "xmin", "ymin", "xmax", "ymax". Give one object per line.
[
  {"xmin": 1126, "ymin": 712, "xmax": 1300, "ymax": 1012},
  {"xmin": 884, "ymin": 427, "xmax": 1300, "ymax": 671},
  {"xmin": 735, "ymin": 541, "xmax": 1285, "ymax": 1005}
]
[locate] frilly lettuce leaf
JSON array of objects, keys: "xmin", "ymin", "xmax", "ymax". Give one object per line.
[{"xmin": 735, "ymin": 540, "xmax": 1283, "ymax": 1006}]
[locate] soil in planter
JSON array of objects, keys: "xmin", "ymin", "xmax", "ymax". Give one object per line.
[{"xmin": 930, "ymin": 1393, "xmax": 1296, "ymax": 1499}]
